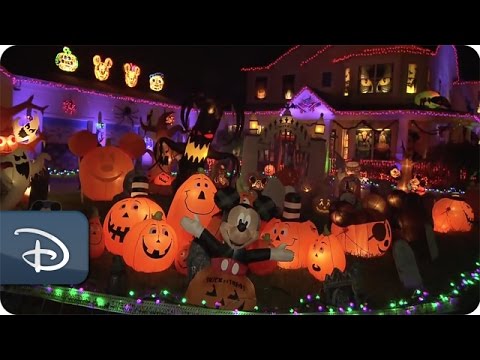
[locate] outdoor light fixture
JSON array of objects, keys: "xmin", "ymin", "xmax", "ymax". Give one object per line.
[
  {"xmin": 249, "ymin": 113, "xmax": 259, "ymax": 135},
  {"xmin": 314, "ymin": 113, "xmax": 325, "ymax": 136}
]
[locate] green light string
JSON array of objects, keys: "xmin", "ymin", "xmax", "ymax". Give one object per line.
[{"xmin": 3, "ymin": 261, "xmax": 478, "ymax": 315}]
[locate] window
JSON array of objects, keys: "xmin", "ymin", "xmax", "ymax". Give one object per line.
[
  {"xmin": 344, "ymin": 68, "xmax": 351, "ymax": 96},
  {"xmin": 355, "ymin": 128, "xmax": 373, "ymax": 159},
  {"xmin": 342, "ymin": 129, "xmax": 349, "ymax": 159},
  {"xmin": 359, "ymin": 64, "xmax": 393, "ymax": 93},
  {"xmin": 282, "ymin": 74, "xmax": 295, "ymax": 100},
  {"xmin": 255, "ymin": 77, "xmax": 268, "ymax": 100},
  {"xmin": 406, "ymin": 64, "xmax": 417, "ymax": 94},
  {"xmin": 322, "ymin": 72, "xmax": 332, "ymax": 87}
]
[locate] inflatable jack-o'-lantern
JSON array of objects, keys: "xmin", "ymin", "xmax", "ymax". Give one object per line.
[
  {"xmin": 185, "ymin": 258, "xmax": 256, "ymax": 311},
  {"xmin": 103, "ymin": 195, "xmax": 165, "ymax": 256},
  {"xmin": 331, "ymin": 220, "xmax": 392, "ymax": 258},
  {"xmin": 307, "ymin": 234, "xmax": 346, "ymax": 281},
  {"xmin": 89, "ymin": 208, "xmax": 105, "ymax": 259},
  {"xmin": 174, "ymin": 244, "xmax": 190, "ymax": 275},
  {"xmin": 123, "ymin": 212, "xmax": 177, "ymax": 273},
  {"xmin": 13, "ymin": 110, "xmax": 41, "ymax": 145},
  {"xmin": 0, "ymin": 132, "xmax": 17, "ymax": 154},
  {"xmin": 68, "ymin": 131, "xmax": 146, "ymax": 201},
  {"xmin": 0, "ymin": 149, "xmax": 50, "ymax": 210},
  {"xmin": 432, "ymin": 198, "xmax": 474, "ymax": 233},
  {"xmin": 167, "ymin": 172, "xmax": 219, "ymax": 247}
]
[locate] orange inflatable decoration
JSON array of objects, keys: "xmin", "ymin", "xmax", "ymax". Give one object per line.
[
  {"xmin": 89, "ymin": 208, "xmax": 104, "ymax": 259},
  {"xmin": 174, "ymin": 244, "xmax": 190, "ymax": 275},
  {"xmin": 167, "ymin": 172, "xmax": 219, "ymax": 247},
  {"xmin": 103, "ymin": 197, "xmax": 165, "ymax": 256},
  {"xmin": 123, "ymin": 212, "xmax": 177, "ymax": 273},
  {"xmin": 185, "ymin": 258, "xmax": 256, "ymax": 311},
  {"xmin": 432, "ymin": 198, "xmax": 474, "ymax": 233},
  {"xmin": 331, "ymin": 220, "xmax": 392, "ymax": 258},
  {"xmin": 307, "ymin": 234, "xmax": 346, "ymax": 281},
  {"xmin": 68, "ymin": 131, "xmax": 146, "ymax": 201}
]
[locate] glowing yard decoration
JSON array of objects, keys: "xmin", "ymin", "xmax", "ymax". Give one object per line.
[
  {"xmin": 149, "ymin": 73, "xmax": 165, "ymax": 91},
  {"xmin": 123, "ymin": 63, "xmax": 141, "ymax": 88},
  {"xmin": 55, "ymin": 47, "xmax": 78, "ymax": 72},
  {"xmin": 93, "ymin": 55, "xmax": 113, "ymax": 81}
]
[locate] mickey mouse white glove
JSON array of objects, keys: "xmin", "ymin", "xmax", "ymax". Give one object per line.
[{"xmin": 180, "ymin": 214, "xmax": 205, "ymax": 238}]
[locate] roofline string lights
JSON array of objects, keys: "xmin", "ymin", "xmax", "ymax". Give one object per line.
[{"xmin": 3, "ymin": 261, "xmax": 478, "ymax": 315}]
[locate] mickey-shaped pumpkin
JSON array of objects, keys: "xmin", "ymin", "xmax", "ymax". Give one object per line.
[
  {"xmin": 103, "ymin": 176, "xmax": 165, "ymax": 256},
  {"xmin": 181, "ymin": 187, "xmax": 293, "ymax": 311},
  {"xmin": 123, "ymin": 211, "xmax": 178, "ymax": 273},
  {"xmin": 69, "ymin": 131, "xmax": 146, "ymax": 201},
  {"xmin": 89, "ymin": 207, "xmax": 105, "ymax": 259},
  {"xmin": 307, "ymin": 234, "xmax": 346, "ymax": 282}
]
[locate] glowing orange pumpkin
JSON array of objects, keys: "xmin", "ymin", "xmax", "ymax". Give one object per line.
[
  {"xmin": 167, "ymin": 173, "xmax": 219, "ymax": 248},
  {"xmin": 260, "ymin": 218, "xmax": 318, "ymax": 269},
  {"xmin": 89, "ymin": 209, "xmax": 104, "ymax": 259},
  {"xmin": 307, "ymin": 234, "xmax": 346, "ymax": 281},
  {"xmin": 103, "ymin": 197, "xmax": 165, "ymax": 256},
  {"xmin": 0, "ymin": 133, "xmax": 18, "ymax": 154},
  {"xmin": 312, "ymin": 196, "xmax": 331, "ymax": 215},
  {"xmin": 185, "ymin": 262, "xmax": 256, "ymax": 311},
  {"xmin": 123, "ymin": 212, "xmax": 177, "ymax": 273},
  {"xmin": 174, "ymin": 244, "xmax": 190, "ymax": 276},
  {"xmin": 68, "ymin": 131, "xmax": 146, "ymax": 201},
  {"xmin": 264, "ymin": 164, "xmax": 275, "ymax": 176},
  {"xmin": 432, "ymin": 198, "xmax": 474, "ymax": 233},
  {"xmin": 331, "ymin": 220, "xmax": 392, "ymax": 258}
]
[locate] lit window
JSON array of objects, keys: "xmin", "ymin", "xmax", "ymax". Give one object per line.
[
  {"xmin": 406, "ymin": 64, "xmax": 417, "ymax": 94},
  {"xmin": 322, "ymin": 72, "xmax": 332, "ymax": 87},
  {"xmin": 255, "ymin": 77, "xmax": 268, "ymax": 100},
  {"xmin": 359, "ymin": 64, "xmax": 393, "ymax": 94},
  {"xmin": 282, "ymin": 75, "xmax": 295, "ymax": 100},
  {"xmin": 342, "ymin": 129, "xmax": 349, "ymax": 159},
  {"xmin": 344, "ymin": 68, "xmax": 350, "ymax": 96}
]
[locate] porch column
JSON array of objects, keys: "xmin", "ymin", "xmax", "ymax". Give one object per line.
[
  {"xmin": 323, "ymin": 118, "xmax": 332, "ymax": 174},
  {"xmin": 396, "ymin": 117, "xmax": 410, "ymax": 161},
  {"xmin": 241, "ymin": 134, "xmax": 260, "ymax": 176}
]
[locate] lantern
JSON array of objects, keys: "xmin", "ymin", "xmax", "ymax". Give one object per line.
[
  {"xmin": 307, "ymin": 234, "xmax": 346, "ymax": 282},
  {"xmin": 89, "ymin": 208, "xmax": 105, "ymax": 259},
  {"xmin": 103, "ymin": 197, "xmax": 165, "ymax": 256},
  {"xmin": 93, "ymin": 55, "xmax": 113, "ymax": 81},
  {"xmin": 432, "ymin": 198, "xmax": 474, "ymax": 233},
  {"xmin": 68, "ymin": 131, "xmax": 146, "ymax": 201},
  {"xmin": 122, "ymin": 212, "xmax": 177, "ymax": 273},
  {"xmin": 174, "ymin": 244, "xmax": 190, "ymax": 276},
  {"xmin": 331, "ymin": 220, "xmax": 392, "ymax": 258},
  {"xmin": 185, "ymin": 260, "xmax": 256, "ymax": 311},
  {"xmin": 167, "ymin": 173, "xmax": 219, "ymax": 248},
  {"xmin": 264, "ymin": 164, "xmax": 275, "ymax": 176}
]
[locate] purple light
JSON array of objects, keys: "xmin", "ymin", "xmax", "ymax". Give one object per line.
[
  {"xmin": 136, "ymin": 299, "xmax": 142, "ymax": 304},
  {"xmin": 124, "ymin": 304, "xmax": 132, "ymax": 312},
  {"xmin": 78, "ymin": 287, "xmax": 84, "ymax": 293},
  {"xmin": 349, "ymin": 302, "xmax": 354, "ymax": 307},
  {"xmin": 339, "ymin": 307, "xmax": 345, "ymax": 313},
  {"xmin": 155, "ymin": 299, "xmax": 161, "ymax": 304},
  {"xmin": 317, "ymin": 306, "xmax": 324, "ymax": 312},
  {"xmin": 214, "ymin": 301, "xmax": 221, "ymax": 309},
  {"xmin": 406, "ymin": 309, "xmax": 412, "ymax": 315},
  {"xmin": 306, "ymin": 294, "xmax": 312, "ymax": 301},
  {"xmin": 419, "ymin": 297, "xmax": 424, "ymax": 301},
  {"xmin": 46, "ymin": 286, "xmax": 52, "ymax": 293},
  {"xmin": 423, "ymin": 291, "xmax": 429, "ymax": 296}
]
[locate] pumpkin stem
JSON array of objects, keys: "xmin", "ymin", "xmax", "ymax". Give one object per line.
[
  {"xmin": 262, "ymin": 233, "xmax": 271, "ymax": 243},
  {"xmin": 153, "ymin": 211, "xmax": 164, "ymax": 221},
  {"xmin": 197, "ymin": 167, "xmax": 205, "ymax": 174}
]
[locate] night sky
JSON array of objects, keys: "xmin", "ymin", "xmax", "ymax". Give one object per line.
[{"xmin": 1, "ymin": 45, "xmax": 478, "ymax": 105}]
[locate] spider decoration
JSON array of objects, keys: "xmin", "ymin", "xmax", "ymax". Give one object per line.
[
  {"xmin": 114, "ymin": 105, "xmax": 140, "ymax": 128},
  {"xmin": 152, "ymin": 94, "xmax": 244, "ymax": 191}
]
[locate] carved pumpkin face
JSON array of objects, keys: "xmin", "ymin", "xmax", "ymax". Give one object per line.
[
  {"xmin": 122, "ymin": 213, "xmax": 177, "ymax": 273},
  {"xmin": 185, "ymin": 265, "xmax": 256, "ymax": 311},
  {"xmin": 103, "ymin": 197, "xmax": 165, "ymax": 256},
  {"xmin": 168, "ymin": 173, "xmax": 219, "ymax": 247},
  {"xmin": 307, "ymin": 234, "xmax": 346, "ymax": 281},
  {"xmin": 261, "ymin": 218, "xmax": 317, "ymax": 269},
  {"xmin": 312, "ymin": 196, "xmax": 331, "ymax": 215},
  {"xmin": 89, "ymin": 215, "xmax": 105, "ymax": 259},
  {"xmin": 432, "ymin": 198, "xmax": 474, "ymax": 233},
  {"xmin": 79, "ymin": 146, "xmax": 135, "ymax": 201},
  {"xmin": 13, "ymin": 110, "xmax": 41, "ymax": 145},
  {"xmin": 0, "ymin": 149, "xmax": 31, "ymax": 210},
  {"xmin": 264, "ymin": 164, "xmax": 275, "ymax": 176},
  {"xmin": 331, "ymin": 220, "xmax": 392, "ymax": 258},
  {"xmin": 174, "ymin": 244, "xmax": 190, "ymax": 275},
  {"xmin": 0, "ymin": 134, "xmax": 17, "ymax": 154}
]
